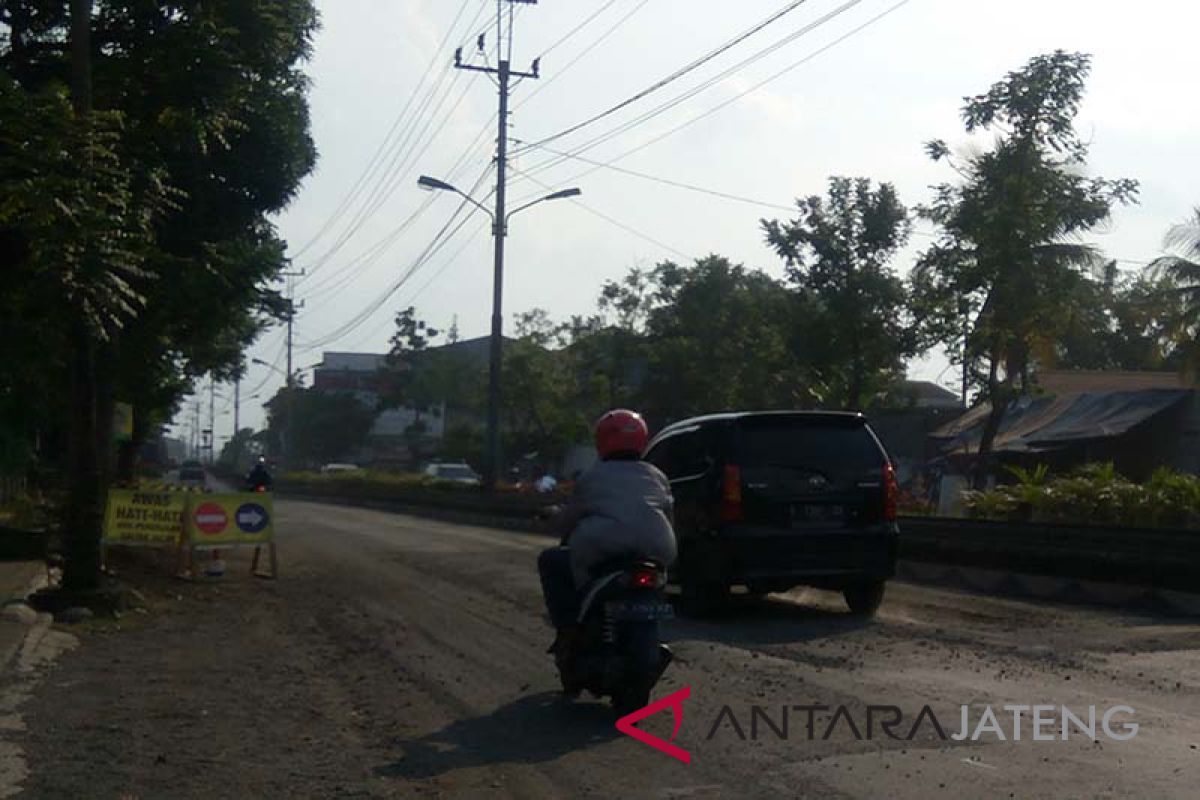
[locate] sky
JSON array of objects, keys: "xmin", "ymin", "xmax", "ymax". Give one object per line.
[{"xmin": 174, "ymin": 0, "xmax": 1200, "ymax": 444}]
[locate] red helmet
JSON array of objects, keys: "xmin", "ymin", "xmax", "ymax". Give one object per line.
[{"xmin": 594, "ymin": 409, "xmax": 649, "ymax": 458}]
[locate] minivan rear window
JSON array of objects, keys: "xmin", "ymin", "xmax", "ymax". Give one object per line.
[{"xmin": 736, "ymin": 417, "xmax": 885, "ymax": 484}]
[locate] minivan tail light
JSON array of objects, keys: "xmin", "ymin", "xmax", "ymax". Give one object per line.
[
  {"xmin": 883, "ymin": 462, "xmax": 898, "ymax": 522},
  {"xmin": 720, "ymin": 464, "xmax": 744, "ymax": 523}
]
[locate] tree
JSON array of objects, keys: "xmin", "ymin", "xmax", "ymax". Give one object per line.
[
  {"xmin": 1149, "ymin": 208, "xmax": 1200, "ymax": 379},
  {"xmin": 909, "ymin": 51, "xmax": 1138, "ymax": 486},
  {"xmin": 640, "ymin": 256, "xmax": 801, "ymax": 423},
  {"xmin": 1, "ymin": 2, "xmax": 319, "ymax": 592},
  {"xmin": 218, "ymin": 427, "xmax": 261, "ymax": 470},
  {"xmin": 501, "ymin": 309, "xmax": 584, "ymax": 467},
  {"xmin": 264, "ymin": 389, "xmax": 374, "ymax": 468},
  {"xmin": 1052, "ymin": 264, "xmax": 1187, "ymax": 372},
  {"xmin": 763, "ymin": 177, "xmax": 914, "ymax": 410},
  {"xmin": 383, "ymin": 305, "xmax": 443, "ymax": 418}
]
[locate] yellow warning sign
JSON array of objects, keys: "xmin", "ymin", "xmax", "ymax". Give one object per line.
[
  {"xmin": 185, "ymin": 492, "xmax": 274, "ymax": 546},
  {"xmin": 103, "ymin": 489, "xmax": 186, "ymax": 546}
]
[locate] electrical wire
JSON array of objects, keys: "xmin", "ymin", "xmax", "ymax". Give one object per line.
[
  {"xmin": 298, "ymin": 135, "xmax": 496, "ymax": 314},
  {"xmin": 513, "ymin": 0, "xmax": 649, "ymax": 112},
  {"xmin": 514, "ymin": 0, "xmax": 868, "ymax": 182},
  {"xmin": 513, "ymin": 140, "xmax": 796, "ymax": 211},
  {"xmin": 514, "ymin": 0, "xmax": 816, "ymax": 153},
  {"xmin": 515, "ymin": 0, "xmax": 913, "ymax": 196},
  {"xmin": 297, "ymin": 1, "xmax": 495, "ymax": 281},
  {"xmin": 509, "ymin": 165, "xmax": 692, "ymax": 260},
  {"xmin": 290, "ymin": 0, "xmax": 484, "ymax": 269},
  {"xmin": 343, "ymin": 219, "xmax": 491, "ymax": 351},
  {"xmin": 298, "ymin": 168, "xmax": 494, "ymax": 351},
  {"xmin": 538, "ymin": 0, "xmax": 621, "ymax": 59}
]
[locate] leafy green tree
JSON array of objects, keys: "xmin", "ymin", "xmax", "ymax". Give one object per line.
[
  {"xmin": 763, "ymin": 177, "xmax": 913, "ymax": 410},
  {"xmin": 909, "ymin": 51, "xmax": 1138, "ymax": 485},
  {"xmin": 218, "ymin": 427, "xmax": 260, "ymax": 471},
  {"xmin": 1149, "ymin": 207, "xmax": 1200, "ymax": 379},
  {"xmin": 640, "ymin": 256, "xmax": 802, "ymax": 423},
  {"xmin": 265, "ymin": 388, "xmax": 374, "ymax": 468},
  {"xmin": 501, "ymin": 309, "xmax": 585, "ymax": 467},
  {"xmin": 2, "ymin": 2, "xmax": 319, "ymax": 590},
  {"xmin": 1053, "ymin": 264, "xmax": 1187, "ymax": 372}
]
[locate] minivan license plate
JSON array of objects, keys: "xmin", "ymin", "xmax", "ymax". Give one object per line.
[{"xmin": 791, "ymin": 504, "xmax": 845, "ymax": 525}]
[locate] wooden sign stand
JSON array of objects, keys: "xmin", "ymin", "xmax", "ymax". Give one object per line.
[{"xmin": 251, "ymin": 542, "xmax": 278, "ymax": 579}]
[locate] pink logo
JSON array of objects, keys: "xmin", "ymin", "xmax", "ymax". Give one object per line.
[{"xmin": 615, "ymin": 686, "xmax": 692, "ymax": 764}]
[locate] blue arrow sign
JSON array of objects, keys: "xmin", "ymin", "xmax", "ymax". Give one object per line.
[{"xmin": 235, "ymin": 502, "xmax": 269, "ymax": 533}]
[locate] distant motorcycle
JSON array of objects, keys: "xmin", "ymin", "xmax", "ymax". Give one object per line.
[
  {"xmin": 244, "ymin": 469, "xmax": 272, "ymax": 494},
  {"xmin": 554, "ymin": 555, "xmax": 675, "ymax": 715}
]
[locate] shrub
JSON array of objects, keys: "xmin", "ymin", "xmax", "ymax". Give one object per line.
[{"xmin": 964, "ymin": 462, "xmax": 1200, "ymax": 528}]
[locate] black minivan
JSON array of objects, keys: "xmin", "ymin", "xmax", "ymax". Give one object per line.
[{"xmin": 643, "ymin": 411, "xmax": 899, "ymax": 616}]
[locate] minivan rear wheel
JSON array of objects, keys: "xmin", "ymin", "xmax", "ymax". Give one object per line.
[{"xmin": 843, "ymin": 580, "xmax": 886, "ymax": 617}]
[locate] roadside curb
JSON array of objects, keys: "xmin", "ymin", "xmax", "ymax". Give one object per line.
[
  {"xmin": 0, "ymin": 566, "xmax": 53, "ymax": 678},
  {"xmin": 894, "ymin": 560, "xmax": 1200, "ymax": 615},
  {"xmin": 284, "ymin": 492, "xmax": 1200, "ymax": 615}
]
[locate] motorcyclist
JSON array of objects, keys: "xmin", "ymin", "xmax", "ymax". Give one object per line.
[
  {"xmin": 537, "ymin": 409, "xmax": 676, "ymax": 655},
  {"xmin": 245, "ymin": 456, "xmax": 273, "ymax": 491}
]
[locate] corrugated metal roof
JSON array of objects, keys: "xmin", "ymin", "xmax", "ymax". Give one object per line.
[
  {"xmin": 933, "ymin": 389, "xmax": 1192, "ymax": 455},
  {"xmin": 1037, "ymin": 370, "xmax": 1187, "ymax": 394}
]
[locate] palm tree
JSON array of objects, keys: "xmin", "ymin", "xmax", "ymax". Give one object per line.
[{"xmin": 1150, "ymin": 208, "xmax": 1200, "ymax": 381}]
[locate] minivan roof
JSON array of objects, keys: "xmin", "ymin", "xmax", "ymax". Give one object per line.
[{"xmin": 652, "ymin": 410, "xmax": 867, "ymax": 441}]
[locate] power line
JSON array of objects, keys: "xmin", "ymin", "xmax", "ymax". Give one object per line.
[
  {"xmin": 510, "ymin": 165, "xmax": 692, "ymax": 260},
  {"xmin": 538, "ymin": 0, "xmax": 621, "ymax": 58},
  {"xmin": 515, "ymin": 0, "xmax": 869, "ymax": 182},
  {"xmin": 289, "ymin": 0, "xmax": 484, "ymax": 267},
  {"xmin": 298, "ymin": 168, "xmax": 494, "ymax": 352},
  {"xmin": 297, "ymin": 2, "xmax": 494, "ymax": 281},
  {"xmin": 298, "ymin": 68, "xmax": 469, "ymax": 275},
  {"xmin": 513, "ymin": 139, "xmax": 797, "ymax": 211},
  {"xmin": 513, "ymin": 0, "xmax": 649, "ymax": 111},
  {"xmin": 515, "ymin": 0, "xmax": 816, "ymax": 153},
  {"xmin": 298, "ymin": 147, "xmax": 496, "ymax": 315},
  {"xmin": 343, "ymin": 219, "xmax": 491, "ymax": 351},
  {"xmin": 517, "ymin": 0, "xmax": 912, "ymax": 193}
]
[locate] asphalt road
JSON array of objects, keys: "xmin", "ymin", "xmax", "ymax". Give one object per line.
[{"xmin": 16, "ymin": 499, "xmax": 1200, "ymax": 799}]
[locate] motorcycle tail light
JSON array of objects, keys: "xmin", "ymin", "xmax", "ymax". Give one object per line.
[{"xmin": 630, "ymin": 569, "xmax": 662, "ymax": 589}]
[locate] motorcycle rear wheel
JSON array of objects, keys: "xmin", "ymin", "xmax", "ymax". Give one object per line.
[{"xmin": 612, "ymin": 685, "xmax": 651, "ymax": 717}]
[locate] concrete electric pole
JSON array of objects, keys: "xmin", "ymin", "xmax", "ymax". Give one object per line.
[{"xmin": 454, "ymin": 0, "xmax": 541, "ymax": 490}]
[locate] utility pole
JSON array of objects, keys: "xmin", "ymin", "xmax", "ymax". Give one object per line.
[
  {"xmin": 455, "ymin": 0, "xmax": 540, "ymax": 490},
  {"xmin": 208, "ymin": 377, "xmax": 216, "ymax": 464},
  {"xmin": 281, "ymin": 270, "xmax": 304, "ymax": 469},
  {"xmin": 233, "ymin": 375, "xmax": 241, "ymax": 442}
]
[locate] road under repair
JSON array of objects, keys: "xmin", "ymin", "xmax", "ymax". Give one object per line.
[{"xmin": 9, "ymin": 500, "xmax": 1200, "ymax": 798}]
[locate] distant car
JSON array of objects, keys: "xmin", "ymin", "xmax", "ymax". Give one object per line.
[
  {"xmin": 643, "ymin": 411, "xmax": 899, "ymax": 617},
  {"xmin": 320, "ymin": 463, "xmax": 362, "ymax": 474},
  {"xmin": 424, "ymin": 462, "xmax": 481, "ymax": 485},
  {"xmin": 178, "ymin": 460, "xmax": 206, "ymax": 488}
]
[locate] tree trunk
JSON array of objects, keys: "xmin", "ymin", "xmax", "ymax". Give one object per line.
[
  {"xmin": 63, "ymin": 0, "xmax": 102, "ymax": 594},
  {"xmin": 64, "ymin": 319, "xmax": 102, "ymax": 592},
  {"xmin": 972, "ymin": 344, "xmax": 1006, "ymax": 490},
  {"xmin": 847, "ymin": 329, "xmax": 864, "ymax": 412}
]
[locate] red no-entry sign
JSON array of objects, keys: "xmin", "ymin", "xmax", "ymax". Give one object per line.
[{"xmin": 192, "ymin": 502, "xmax": 228, "ymax": 535}]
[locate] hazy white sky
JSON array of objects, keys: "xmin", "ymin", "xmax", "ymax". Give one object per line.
[{"xmin": 184, "ymin": 0, "xmax": 1200, "ymax": 441}]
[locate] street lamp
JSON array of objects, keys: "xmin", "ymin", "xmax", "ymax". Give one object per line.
[{"xmin": 418, "ymin": 174, "xmax": 581, "ymax": 490}]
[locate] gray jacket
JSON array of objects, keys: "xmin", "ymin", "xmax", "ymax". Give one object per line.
[{"xmin": 554, "ymin": 459, "xmax": 677, "ymax": 588}]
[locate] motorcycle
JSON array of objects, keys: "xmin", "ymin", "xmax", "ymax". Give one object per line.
[
  {"xmin": 244, "ymin": 475, "xmax": 271, "ymax": 493},
  {"xmin": 554, "ymin": 555, "xmax": 676, "ymax": 715}
]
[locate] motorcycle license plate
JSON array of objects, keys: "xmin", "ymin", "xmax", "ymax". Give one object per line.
[{"xmin": 606, "ymin": 601, "xmax": 675, "ymax": 621}]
